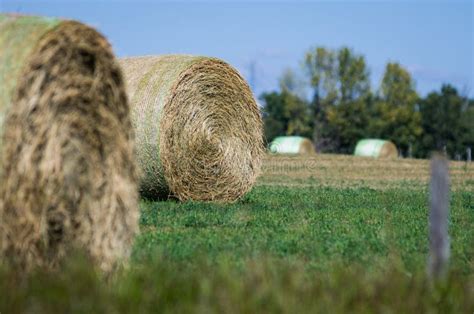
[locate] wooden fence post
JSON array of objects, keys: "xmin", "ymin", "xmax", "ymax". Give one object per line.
[{"xmin": 428, "ymin": 155, "xmax": 450, "ymax": 279}]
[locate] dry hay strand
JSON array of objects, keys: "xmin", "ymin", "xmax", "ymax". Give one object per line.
[
  {"xmin": 119, "ymin": 55, "xmax": 264, "ymax": 202},
  {"xmin": 0, "ymin": 14, "xmax": 139, "ymax": 272}
]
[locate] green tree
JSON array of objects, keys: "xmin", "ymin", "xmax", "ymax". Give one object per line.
[
  {"xmin": 304, "ymin": 47, "xmax": 338, "ymax": 104},
  {"xmin": 260, "ymin": 91, "xmax": 286, "ymax": 142},
  {"xmin": 371, "ymin": 62, "xmax": 421, "ymax": 156},
  {"xmin": 279, "ymin": 68, "xmax": 306, "ymax": 99},
  {"xmin": 304, "ymin": 47, "xmax": 338, "ymax": 151},
  {"xmin": 416, "ymin": 85, "xmax": 473, "ymax": 158},
  {"xmin": 326, "ymin": 95, "xmax": 373, "ymax": 154},
  {"xmin": 329, "ymin": 48, "xmax": 371, "ymax": 153},
  {"xmin": 460, "ymin": 99, "xmax": 474, "ymax": 156},
  {"xmin": 260, "ymin": 71, "xmax": 311, "ymax": 142},
  {"xmin": 337, "ymin": 47, "xmax": 370, "ymax": 103},
  {"xmin": 304, "ymin": 46, "xmax": 371, "ymax": 153}
]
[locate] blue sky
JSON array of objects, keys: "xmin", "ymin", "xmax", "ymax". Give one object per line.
[{"xmin": 1, "ymin": 0, "xmax": 473, "ymax": 98}]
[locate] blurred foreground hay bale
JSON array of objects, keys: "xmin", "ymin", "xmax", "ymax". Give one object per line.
[
  {"xmin": 0, "ymin": 14, "xmax": 139, "ymax": 272},
  {"xmin": 354, "ymin": 139, "xmax": 398, "ymax": 159},
  {"xmin": 119, "ymin": 55, "xmax": 264, "ymax": 202},
  {"xmin": 269, "ymin": 136, "xmax": 315, "ymax": 155}
]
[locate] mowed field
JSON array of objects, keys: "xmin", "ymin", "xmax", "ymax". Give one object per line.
[
  {"xmin": 1, "ymin": 154, "xmax": 473, "ymax": 313},
  {"xmin": 260, "ymin": 154, "xmax": 474, "ymax": 191}
]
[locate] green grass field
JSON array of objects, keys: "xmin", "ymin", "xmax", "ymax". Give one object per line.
[{"xmin": 1, "ymin": 155, "xmax": 473, "ymax": 313}]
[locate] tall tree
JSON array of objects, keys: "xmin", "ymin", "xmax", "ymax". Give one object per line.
[
  {"xmin": 279, "ymin": 68, "xmax": 306, "ymax": 99},
  {"xmin": 304, "ymin": 47, "xmax": 338, "ymax": 151},
  {"xmin": 371, "ymin": 62, "xmax": 421, "ymax": 156},
  {"xmin": 304, "ymin": 46, "xmax": 371, "ymax": 153},
  {"xmin": 337, "ymin": 47, "xmax": 370, "ymax": 103},
  {"xmin": 417, "ymin": 85, "xmax": 472, "ymax": 158},
  {"xmin": 260, "ymin": 91, "xmax": 286, "ymax": 142},
  {"xmin": 329, "ymin": 48, "xmax": 371, "ymax": 153},
  {"xmin": 326, "ymin": 96, "xmax": 372, "ymax": 154},
  {"xmin": 461, "ymin": 99, "xmax": 474, "ymax": 156},
  {"xmin": 260, "ymin": 71, "xmax": 311, "ymax": 142},
  {"xmin": 304, "ymin": 47, "xmax": 338, "ymax": 103}
]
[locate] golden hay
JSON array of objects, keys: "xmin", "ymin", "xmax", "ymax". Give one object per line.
[
  {"xmin": 0, "ymin": 14, "xmax": 139, "ymax": 272},
  {"xmin": 119, "ymin": 55, "xmax": 264, "ymax": 202},
  {"xmin": 378, "ymin": 141, "xmax": 398, "ymax": 158},
  {"xmin": 298, "ymin": 139, "xmax": 315, "ymax": 154}
]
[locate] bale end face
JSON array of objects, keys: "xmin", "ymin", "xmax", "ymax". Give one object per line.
[
  {"xmin": 161, "ymin": 59, "xmax": 264, "ymax": 202},
  {"xmin": 298, "ymin": 138, "xmax": 316, "ymax": 155},
  {"xmin": 379, "ymin": 141, "xmax": 398, "ymax": 159}
]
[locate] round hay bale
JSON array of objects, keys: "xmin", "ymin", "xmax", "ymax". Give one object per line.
[
  {"xmin": 354, "ymin": 139, "xmax": 398, "ymax": 158},
  {"xmin": 0, "ymin": 14, "xmax": 139, "ymax": 272},
  {"xmin": 119, "ymin": 55, "xmax": 264, "ymax": 202},
  {"xmin": 269, "ymin": 136, "xmax": 315, "ymax": 155}
]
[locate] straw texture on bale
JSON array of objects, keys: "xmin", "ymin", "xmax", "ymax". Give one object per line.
[
  {"xmin": 269, "ymin": 136, "xmax": 315, "ymax": 155},
  {"xmin": 354, "ymin": 139, "xmax": 398, "ymax": 159},
  {"xmin": 120, "ymin": 55, "xmax": 264, "ymax": 202},
  {"xmin": 0, "ymin": 14, "xmax": 139, "ymax": 272}
]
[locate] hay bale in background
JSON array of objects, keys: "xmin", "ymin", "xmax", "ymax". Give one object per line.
[
  {"xmin": 269, "ymin": 136, "xmax": 315, "ymax": 155},
  {"xmin": 0, "ymin": 14, "xmax": 139, "ymax": 272},
  {"xmin": 119, "ymin": 55, "xmax": 264, "ymax": 202},
  {"xmin": 354, "ymin": 139, "xmax": 398, "ymax": 159}
]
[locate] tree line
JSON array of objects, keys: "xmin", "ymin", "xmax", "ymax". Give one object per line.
[{"xmin": 261, "ymin": 46, "xmax": 474, "ymax": 159}]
